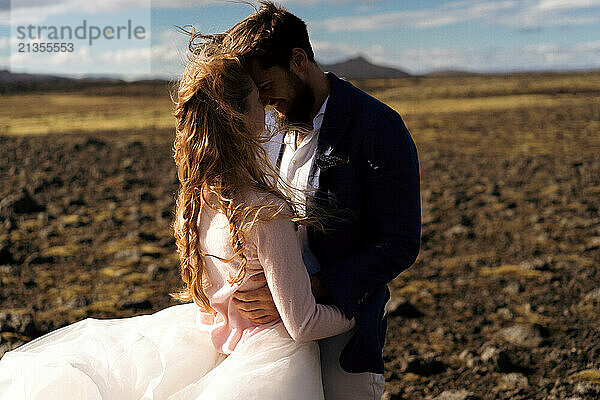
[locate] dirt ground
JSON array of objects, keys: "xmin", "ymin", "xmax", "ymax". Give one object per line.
[{"xmin": 1, "ymin": 71, "xmax": 599, "ymax": 399}]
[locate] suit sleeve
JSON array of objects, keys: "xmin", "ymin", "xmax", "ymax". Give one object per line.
[
  {"xmin": 251, "ymin": 208, "xmax": 355, "ymax": 341},
  {"xmin": 316, "ymin": 111, "xmax": 421, "ymax": 319}
]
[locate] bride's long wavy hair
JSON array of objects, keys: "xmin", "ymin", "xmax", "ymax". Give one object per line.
[{"xmin": 169, "ymin": 37, "xmax": 312, "ymax": 313}]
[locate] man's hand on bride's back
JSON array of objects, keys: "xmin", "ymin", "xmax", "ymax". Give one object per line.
[{"xmin": 232, "ymin": 273, "xmax": 280, "ymax": 324}]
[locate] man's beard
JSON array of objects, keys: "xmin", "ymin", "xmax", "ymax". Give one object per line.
[{"xmin": 281, "ymin": 69, "xmax": 315, "ymax": 127}]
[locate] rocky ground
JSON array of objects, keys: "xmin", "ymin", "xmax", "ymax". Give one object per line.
[{"xmin": 1, "ymin": 78, "xmax": 599, "ymax": 399}]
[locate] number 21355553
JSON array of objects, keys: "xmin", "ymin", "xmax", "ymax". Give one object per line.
[{"xmin": 18, "ymin": 42, "xmax": 74, "ymax": 52}]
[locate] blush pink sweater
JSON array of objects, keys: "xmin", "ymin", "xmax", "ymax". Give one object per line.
[{"xmin": 193, "ymin": 190, "xmax": 355, "ymax": 354}]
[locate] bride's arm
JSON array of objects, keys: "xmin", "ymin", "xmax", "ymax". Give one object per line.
[{"xmin": 249, "ymin": 211, "xmax": 355, "ymax": 342}]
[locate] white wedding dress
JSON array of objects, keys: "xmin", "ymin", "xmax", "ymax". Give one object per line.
[
  {"xmin": 0, "ymin": 190, "xmax": 355, "ymax": 399},
  {"xmin": 0, "ymin": 303, "xmax": 324, "ymax": 399}
]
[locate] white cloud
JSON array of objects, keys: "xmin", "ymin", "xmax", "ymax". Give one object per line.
[
  {"xmin": 150, "ymin": 27, "xmax": 191, "ymax": 77},
  {"xmin": 518, "ymin": 40, "xmax": 600, "ymax": 67},
  {"xmin": 0, "ymin": 0, "xmax": 216, "ymax": 24},
  {"xmin": 314, "ymin": 0, "xmax": 600, "ymax": 32},
  {"xmin": 312, "ymin": 39, "xmax": 600, "ymax": 74},
  {"xmin": 315, "ymin": 0, "xmax": 517, "ymax": 31},
  {"xmin": 10, "ymin": 0, "xmax": 149, "ymax": 12},
  {"xmin": 47, "ymin": 46, "xmax": 91, "ymax": 66},
  {"xmin": 3, "ymin": 0, "xmax": 347, "ymax": 12},
  {"xmin": 312, "ymin": 40, "xmax": 364, "ymax": 63},
  {"xmin": 6, "ymin": 0, "xmax": 151, "ymax": 25},
  {"xmin": 278, "ymin": 0, "xmax": 386, "ymax": 4},
  {"xmin": 9, "ymin": 24, "xmax": 156, "ymax": 78},
  {"xmin": 495, "ymin": 0, "xmax": 600, "ymax": 28},
  {"xmin": 10, "ymin": 44, "xmax": 156, "ymax": 79},
  {"xmin": 412, "ymin": 41, "xmax": 600, "ymax": 72},
  {"xmin": 97, "ymin": 46, "xmax": 151, "ymax": 65},
  {"xmin": 574, "ymin": 40, "xmax": 600, "ymax": 52},
  {"xmin": 148, "ymin": 0, "xmax": 220, "ymax": 8},
  {"xmin": 534, "ymin": 0, "xmax": 600, "ymax": 12},
  {"xmin": 313, "ymin": 40, "xmax": 392, "ymax": 67},
  {"xmin": 374, "ymin": 47, "xmax": 473, "ymax": 74}
]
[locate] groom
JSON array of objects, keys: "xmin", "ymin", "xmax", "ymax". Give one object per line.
[{"xmin": 226, "ymin": 2, "xmax": 421, "ymax": 399}]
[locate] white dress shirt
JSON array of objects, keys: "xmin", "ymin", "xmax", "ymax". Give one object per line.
[
  {"xmin": 264, "ymin": 96, "xmax": 329, "ymax": 274},
  {"xmin": 279, "ymin": 96, "xmax": 328, "ymax": 215}
]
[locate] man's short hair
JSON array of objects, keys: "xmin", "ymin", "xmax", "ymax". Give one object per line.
[{"xmin": 224, "ymin": 1, "xmax": 315, "ymax": 69}]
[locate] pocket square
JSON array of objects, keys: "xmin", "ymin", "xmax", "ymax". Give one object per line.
[{"xmin": 315, "ymin": 153, "xmax": 347, "ymax": 171}]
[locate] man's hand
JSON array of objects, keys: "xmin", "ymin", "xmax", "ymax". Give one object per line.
[
  {"xmin": 232, "ymin": 273, "xmax": 280, "ymax": 324},
  {"xmin": 310, "ymin": 275, "xmax": 329, "ymax": 302}
]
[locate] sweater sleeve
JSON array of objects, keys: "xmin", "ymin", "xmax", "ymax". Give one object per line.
[{"xmin": 250, "ymin": 211, "xmax": 355, "ymax": 342}]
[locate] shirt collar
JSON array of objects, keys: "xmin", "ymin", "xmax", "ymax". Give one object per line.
[
  {"xmin": 282, "ymin": 96, "xmax": 329, "ymax": 147},
  {"xmin": 313, "ymin": 96, "xmax": 329, "ymax": 133}
]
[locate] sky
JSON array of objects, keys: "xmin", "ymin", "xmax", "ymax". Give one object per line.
[{"xmin": 1, "ymin": 0, "xmax": 599, "ymax": 79}]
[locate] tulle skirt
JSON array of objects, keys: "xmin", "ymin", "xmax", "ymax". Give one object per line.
[{"xmin": 0, "ymin": 303, "xmax": 325, "ymax": 399}]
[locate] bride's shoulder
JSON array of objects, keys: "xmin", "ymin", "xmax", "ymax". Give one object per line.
[
  {"xmin": 241, "ymin": 187, "xmax": 285, "ymax": 206},
  {"xmin": 240, "ymin": 188, "xmax": 293, "ymax": 219}
]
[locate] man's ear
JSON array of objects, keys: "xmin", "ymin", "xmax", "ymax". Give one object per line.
[{"xmin": 289, "ymin": 48, "xmax": 308, "ymax": 77}]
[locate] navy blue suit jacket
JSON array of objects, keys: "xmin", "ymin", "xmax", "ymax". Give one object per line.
[{"xmin": 307, "ymin": 73, "xmax": 421, "ymax": 374}]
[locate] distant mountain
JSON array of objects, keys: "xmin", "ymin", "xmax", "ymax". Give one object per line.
[
  {"xmin": 0, "ymin": 70, "xmax": 74, "ymax": 83},
  {"xmin": 0, "ymin": 70, "xmax": 133, "ymax": 94},
  {"xmin": 319, "ymin": 56, "xmax": 410, "ymax": 79},
  {"xmin": 0, "ymin": 70, "xmax": 125, "ymax": 84}
]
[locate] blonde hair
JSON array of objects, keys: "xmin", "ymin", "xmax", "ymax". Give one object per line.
[{"xmin": 169, "ymin": 35, "xmax": 313, "ymax": 313}]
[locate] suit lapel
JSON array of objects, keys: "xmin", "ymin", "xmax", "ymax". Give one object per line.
[{"xmin": 310, "ymin": 72, "xmax": 353, "ymax": 183}]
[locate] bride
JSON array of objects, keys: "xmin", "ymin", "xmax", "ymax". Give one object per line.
[{"xmin": 0, "ymin": 44, "xmax": 354, "ymax": 399}]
